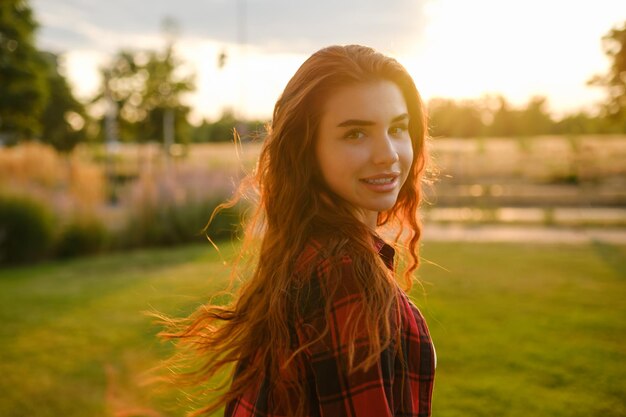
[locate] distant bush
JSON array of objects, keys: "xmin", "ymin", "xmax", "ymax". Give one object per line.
[
  {"xmin": 56, "ymin": 218, "xmax": 108, "ymax": 258},
  {"xmin": 202, "ymin": 203, "xmax": 244, "ymax": 241},
  {"xmin": 117, "ymin": 196, "xmax": 243, "ymax": 249},
  {"xmin": 0, "ymin": 194, "xmax": 55, "ymax": 265}
]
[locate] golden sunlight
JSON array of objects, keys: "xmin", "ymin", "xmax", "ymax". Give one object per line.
[{"xmin": 402, "ymin": 0, "xmax": 620, "ymax": 115}]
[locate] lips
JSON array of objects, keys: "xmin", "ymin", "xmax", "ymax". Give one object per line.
[
  {"xmin": 359, "ymin": 172, "xmax": 401, "ymax": 192},
  {"xmin": 359, "ymin": 173, "xmax": 400, "ymax": 184},
  {"xmin": 362, "ymin": 177, "xmax": 395, "ymax": 185}
]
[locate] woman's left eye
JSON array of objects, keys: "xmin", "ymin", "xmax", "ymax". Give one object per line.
[
  {"xmin": 344, "ymin": 129, "xmax": 366, "ymax": 140},
  {"xmin": 389, "ymin": 125, "xmax": 408, "ymax": 136}
]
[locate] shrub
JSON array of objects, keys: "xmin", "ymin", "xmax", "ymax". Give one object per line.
[
  {"xmin": 0, "ymin": 194, "xmax": 55, "ymax": 265},
  {"xmin": 56, "ymin": 218, "xmax": 108, "ymax": 258},
  {"xmin": 202, "ymin": 203, "xmax": 242, "ymax": 241},
  {"xmin": 117, "ymin": 197, "xmax": 243, "ymax": 249}
]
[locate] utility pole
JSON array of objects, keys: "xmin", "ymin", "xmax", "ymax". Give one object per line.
[
  {"xmin": 161, "ymin": 17, "xmax": 179, "ymax": 170},
  {"xmin": 163, "ymin": 107, "xmax": 174, "ymax": 166},
  {"xmin": 104, "ymin": 70, "xmax": 119, "ymax": 203},
  {"xmin": 104, "ymin": 70, "xmax": 119, "ymax": 153}
]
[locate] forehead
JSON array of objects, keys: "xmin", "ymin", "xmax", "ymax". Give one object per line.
[{"xmin": 320, "ymin": 80, "xmax": 408, "ymax": 125}]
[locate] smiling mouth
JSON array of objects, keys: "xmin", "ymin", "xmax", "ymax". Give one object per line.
[
  {"xmin": 360, "ymin": 173, "xmax": 400, "ymax": 185},
  {"xmin": 361, "ymin": 177, "xmax": 396, "ymax": 185}
]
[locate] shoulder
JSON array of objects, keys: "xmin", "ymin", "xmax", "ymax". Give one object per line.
[
  {"xmin": 291, "ymin": 237, "xmax": 359, "ymax": 318},
  {"xmin": 292, "ymin": 237, "xmax": 331, "ymax": 276},
  {"xmin": 396, "ymin": 291, "xmax": 434, "ymax": 351},
  {"xmin": 293, "ymin": 232, "xmax": 392, "ymax": 275},
  {"xmin": 293, "ymin": 236, "xmax": 353, "ymax": 280}
]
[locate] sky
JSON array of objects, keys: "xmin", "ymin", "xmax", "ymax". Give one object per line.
[{"xmin": 32, "ymin": 0, "xmax": 626, "ymax": 123}]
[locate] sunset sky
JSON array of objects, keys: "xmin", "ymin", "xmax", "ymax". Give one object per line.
[{"xmin": 32, "ymin": 0, "xmax": 626, "ymax": 123}]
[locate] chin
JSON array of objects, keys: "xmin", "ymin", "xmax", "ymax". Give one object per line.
[{"xmin": 365, "ymin": 199, "xmax": 398, "ymax": 213}]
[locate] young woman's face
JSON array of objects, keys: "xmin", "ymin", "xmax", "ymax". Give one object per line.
[{"xmin": 315, "ymin": 80, "xmax": 414, "ymax": 228}]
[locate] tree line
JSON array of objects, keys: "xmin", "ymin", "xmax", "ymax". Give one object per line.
[
  {"xmin": 427, "ymin": 95, "xmax": 620, "ymax": 138},
  {"xmin": 1, "ymin": 0, "xmax": 625, "ymax": 154}
]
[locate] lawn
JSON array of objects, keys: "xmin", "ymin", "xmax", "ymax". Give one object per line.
[{"xmin": 0, "ymin": 240, "xmax": 624, "ymax": 417}]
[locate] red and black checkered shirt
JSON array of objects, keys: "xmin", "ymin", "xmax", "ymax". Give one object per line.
[{"xmin": 225, "ymin": 234, "xmax": 436, "ymax": 417}]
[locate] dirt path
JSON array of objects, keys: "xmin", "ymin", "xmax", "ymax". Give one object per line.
[{"xmin": 422, "ymin": 224, "xmax": 626, "ymax": 244}]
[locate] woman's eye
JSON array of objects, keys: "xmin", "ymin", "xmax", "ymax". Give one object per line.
[
  {"xmin": 389, "ymin": 125, "xmax": 408, "ymax": 136},
  {"xmin": 344, "ymin": 129, "xmax": 365, "ymax": 140}
]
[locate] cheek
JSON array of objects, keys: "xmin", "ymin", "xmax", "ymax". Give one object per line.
[
  {"xmin": 399, "ymin": 139, "xmax": 414, "ymax": 173},
  {"xmin": 317, "ymin": 143, "xmax": 366, "ymax": 181},
  {"xmin": 316, "ymin": 142, "xmax": 343, "ymax": 184}
]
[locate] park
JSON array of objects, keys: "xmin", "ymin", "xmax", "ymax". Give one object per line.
[{"xmin": 1, "ymin": 1, "xmax": 625, "ymax": 416}]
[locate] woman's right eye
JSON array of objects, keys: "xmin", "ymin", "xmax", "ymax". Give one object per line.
[{"xmin": 344, "ymin": 129, "xmax": 365, "ymax": 140}]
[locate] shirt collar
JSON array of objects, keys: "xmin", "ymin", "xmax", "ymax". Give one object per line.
[{"xmin": 371, "ymin": 233, "xmax": 395, "ymax": 271}]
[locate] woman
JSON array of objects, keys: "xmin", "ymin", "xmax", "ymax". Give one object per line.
[{"xmin": 160, "ymin": 44, "xmax": 435, "ymax": 417}]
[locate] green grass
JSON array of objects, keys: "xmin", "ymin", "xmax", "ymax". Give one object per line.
[
  {"xmin": 0, "ymin": 240, "xmax": 624, "ymax": 417},
  {"xmin": 417, "ymin": 241, "xmax": 626, "ymax": 417},
  {"xmin": 0, "ymin": 243, "xmax": 237, "ymax": 417}
]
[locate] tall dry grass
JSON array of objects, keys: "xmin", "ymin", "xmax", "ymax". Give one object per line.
[
  {"xmin": 2, "ymin": 136, "xmax": 624, "ymax": 233},
  {"xmin": 0, "ymin": 141, "xmax": 107, "ymax": 222},
  {"xmin": 0, "ymin": 141, "xmax": 242, "ymax": 227},
  {"xmin": 0, "ymin": 141, "xmax": 247, "ymax": 260}
]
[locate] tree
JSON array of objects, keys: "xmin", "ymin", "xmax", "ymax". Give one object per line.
[
  {"xmin": 553, "ymin": 111, "xmax": 599, "ymax": 135},
  {"xmin": 488, "ymin": 96, "xmax": 520, "ymax": 137},
  {"xmin": 0, "ymin": 0, "xmax": 48, "ymax": 145},
  {"xmin": 588, "ymin": 20, "xmax": 626, "ymax": 131},
  {"xmin": 92, "ymin": 51, "xmax": 146, "ymax": 142},
  {"xmin": 517, "ymin": 96, "xmax": 554, "ymax": 136},
  {"xmin": 92, "ymin": 45, "xmax": 195, "ymax": 143},
  {"xmin": 427, "ymin": 98, "xmax": 485, "ymax": 138},
  {"xmin": 39, "ymin": 51, "xmax": 88, "ymax": 153},
  {"xmin": 137, "ymin": 44, "xmax": 195, "ymax": 143}
]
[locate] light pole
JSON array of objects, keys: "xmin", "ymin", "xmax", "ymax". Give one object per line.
[
  {"xmin": 104, "ymin": 70, "xmax": 120, "ymax": 203},
  {"xmin": 161, "ymin": 17, "xmax": 179, "ymax": 169}
]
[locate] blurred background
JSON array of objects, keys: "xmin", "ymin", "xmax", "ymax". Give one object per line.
[{"xmin": 0, "ymin": 0, "xmax": 625, "ymax": 416}]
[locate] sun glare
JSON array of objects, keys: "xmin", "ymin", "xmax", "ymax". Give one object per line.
[
  {"xmin": 50, "ymin": 0, "xmax": 625, "ymax": 121},
  {"xmin": 175, "ymin": 40, "xmax": 307, "ymax": 122},
  {"xmin": 402, "ymin": 0, "xmax": 622, "ymax": 115}
]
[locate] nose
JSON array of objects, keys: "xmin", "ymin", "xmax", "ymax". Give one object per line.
[{"xmin": 371, "ymin": 133, "xmax": 399, "ymax": 165}]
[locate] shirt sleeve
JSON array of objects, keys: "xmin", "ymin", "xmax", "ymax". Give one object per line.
[{"xmin": 295, "ymin": 258, "xmax": 396, "ymax": 417}]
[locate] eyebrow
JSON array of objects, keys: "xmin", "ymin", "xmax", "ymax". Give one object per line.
[{"xmin": 336, "ymin": 113, "xmax": 409, "ymax": 128}]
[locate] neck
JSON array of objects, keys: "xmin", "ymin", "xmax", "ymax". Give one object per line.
[{"xmin": 357, "ymin": 209, "xmax": 378, "ymax": 231}]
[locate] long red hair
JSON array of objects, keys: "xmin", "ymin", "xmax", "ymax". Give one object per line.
[{"xmin": 156, "ymin": 44, "xmax": 429, "ymax": 416}]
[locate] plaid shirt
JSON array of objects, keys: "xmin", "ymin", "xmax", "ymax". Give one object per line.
[{"xmin": 225, "ymin": 235, "xmax": 436, "ymax": 417}]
